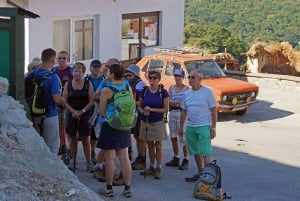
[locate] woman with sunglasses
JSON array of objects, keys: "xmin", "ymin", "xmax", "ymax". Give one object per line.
[
  {"xmin": 165, "ymin": 69, "xmax": 189, "ymax": 170},
  {"xmin": 138, "ymin": 70, "xmax": 169, "ymax": 179}
]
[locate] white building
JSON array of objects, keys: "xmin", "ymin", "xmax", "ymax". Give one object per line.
[{"xmin": 4, "ymin": 0, "xmax": 185, "ymax": 69}]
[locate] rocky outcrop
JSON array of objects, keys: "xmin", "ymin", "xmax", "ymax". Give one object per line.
[{"xmin": 0, "ymin": 77, "xmax": 102, "ymax": 201}]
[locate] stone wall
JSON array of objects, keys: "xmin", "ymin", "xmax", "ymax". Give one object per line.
[{"xmin": 224, "ymin": 70, "xmax": 300, "ymax": 92}]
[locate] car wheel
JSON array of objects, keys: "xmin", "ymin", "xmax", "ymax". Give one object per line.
[{"xmin": 235, "ymin": 108, "xmax": 247, "ymax": 116}]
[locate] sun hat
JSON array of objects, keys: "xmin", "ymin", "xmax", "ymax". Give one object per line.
[
  {"xmin": 174, "ymin": 69, "xmax": 185, "ymax": 77},
  {"xmin": 27, "ymin": 57, "xmax": 42, "ymax": 71},
  {"xmin": 126, "ymin": 64, "xmax": 140, "ymax": 78},
  {"xmin": 90, "ymin": 59, "xmax": 102, "ymax": 67}
]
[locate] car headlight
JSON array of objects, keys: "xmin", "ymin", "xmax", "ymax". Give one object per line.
[
  {"xmin": 222, "ymin": 95, "xmax": 227, "ymax": 102},
  {"xmin": 251, "ymin": 91, "xmax": 256, "ymax": 98}
]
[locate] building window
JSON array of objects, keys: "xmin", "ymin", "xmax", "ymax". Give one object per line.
[
  {"xmin": 122, "ymin": 11, "xmax": 160, "ymax": 61},
  {"xmin": 53, "ymin": 18, "xmax": 94, "ymax": 62}
]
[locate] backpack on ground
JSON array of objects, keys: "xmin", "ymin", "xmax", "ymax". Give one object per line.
[
  {"xmin": 107, "ymin": 86, "xmax": 136, "ymax": 131},
  {"xmin": 25, "ymin": 71, "xmax": 53, "ymax": 117},
  {"xmin": 194, "ymin": 160, "xmax": 229, "ymax": 201}
]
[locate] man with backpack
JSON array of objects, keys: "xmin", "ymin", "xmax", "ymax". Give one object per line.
[
  {"xmin": 178, "ymin": 69, "xmax": 217, "ymax": 183},
  {"xmin": 25, "ymin": 48, "xmax": 64, "ymax": 153},
  {"xmin": 51, "ymin": 51, "xmax": 73, "ymax": 156}
]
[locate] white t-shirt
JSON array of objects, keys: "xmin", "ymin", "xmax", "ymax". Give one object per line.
[{"xmin": 181, "ymin": 86, "xmax": 216, "ymax": 127}]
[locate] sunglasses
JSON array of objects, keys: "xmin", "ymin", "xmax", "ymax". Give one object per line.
[
  {"xmin": 149, "ymin": 76, "xmax": 158, "ymax": 80},
  {"xmin": 188, "ymin": 76, "xmax": 196, "ymax": 79},
  {"xmin": 58, "ymin": 57, "xmax": 66, "ymax": 60}
]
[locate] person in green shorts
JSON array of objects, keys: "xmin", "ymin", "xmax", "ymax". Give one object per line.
[{"xmin": 178, "ymin": 69, "xmax": 217, "ymax": 183}]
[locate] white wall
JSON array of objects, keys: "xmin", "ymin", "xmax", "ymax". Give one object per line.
[{"xmin": 27, "ymin": 0, "xmax": 184, "ymax": 64}]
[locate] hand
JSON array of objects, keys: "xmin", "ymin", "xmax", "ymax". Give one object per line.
[
  {"xmin": 210, "ymin": 129, "xmax": 216, "ymax": 139},
  {"xmin": 178, "ymin": 127, "xmax": 183, "ymax": 136},
  {"xmin": 143, "ymin": 106, "xmax": 151, "ymax": 116}
]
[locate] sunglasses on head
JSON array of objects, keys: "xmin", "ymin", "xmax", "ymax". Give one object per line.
[
  {"xmin": 149, "ymin": 76, "xmax": 158, "ymax": 80},
  {"xmin": 188, "ymin": 76, "xmax": 196, "ymax": 79}
]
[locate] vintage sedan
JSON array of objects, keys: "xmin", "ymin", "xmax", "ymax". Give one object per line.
[{"xmin": 136, "ymin": 48, "xmax": 259, "ymax": 115}]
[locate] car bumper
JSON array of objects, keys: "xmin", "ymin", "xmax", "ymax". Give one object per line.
[{"xmin": 217, "ymin": 100, "xmax": 257, "ymax": 112}]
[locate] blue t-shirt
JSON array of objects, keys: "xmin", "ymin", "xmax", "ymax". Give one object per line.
[
  {"xmin": 35, "ymin": 68, "xmax": 62, "ymax": 117},
  {"xmin": 140, "ymin": 86, "xmax": 169, "ymax": 123},
  {"xmin": 181, "ymin": 86, "xmax": 216, "ymax": 127},
  {"xmin": 88, "ymin": 75, "xmax": 104, "ymax": 92}
]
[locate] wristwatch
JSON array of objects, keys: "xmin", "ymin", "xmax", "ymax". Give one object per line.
[{"xmin": 81, "ymin": 108, "xmax": 87, "ymax": 113}]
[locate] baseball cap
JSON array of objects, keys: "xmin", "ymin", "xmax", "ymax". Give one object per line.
[
  {"xmin": 174, "ymin": 69, "xmax": 185, "ymax": 77},
  {"xmin": 90, "ymin": 59, "xmax": 102, "ymax": 67}
]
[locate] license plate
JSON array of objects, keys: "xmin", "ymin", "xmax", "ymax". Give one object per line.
[{"xmin": 232, "ymin": 107, "xmax": 246, "ymax": 111}]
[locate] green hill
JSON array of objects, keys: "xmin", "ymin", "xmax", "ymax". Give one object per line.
[{"xmin": 184, "ymin": 0, "xmax": 300, "ymax": 63}]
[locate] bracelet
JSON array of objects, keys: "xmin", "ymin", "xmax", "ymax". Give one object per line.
[
  {"xmin": 211, "ymin": 127, "xmax": 216, "ymax": 131},
  {"xmin": 81, "ymin": 108, "xmax": 87, "ymax": 113}
]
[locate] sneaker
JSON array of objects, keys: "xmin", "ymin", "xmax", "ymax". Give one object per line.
[
  {"xmin": 98, "ymin": 188, "xmax": 114, "ymax": 198},
  {"xmin": 179, "ymin": 158, "xmax": 189, "ymax": 170},
  {"xmin": 68, "ymin": 159, "xmax": 76, "ymax": 172},
  {"xmin": 122, "ymin": 188, "xmax": 132, "ymax": 198},
  {"xmin": 93, "ymin": 168, "xmax": 106, "ymax": 182},
  {"xmin": 87, "ymin": 160, "xmax": 94, "ymax": 173},
  {"xmin": 154, "ymin": 168, "xmax": 162, "ymax": 179},
  {"xmin": 57, "ymin": 145, "xmax": 66, "ymax": 155},
  {"xmin": 185, "ymin": 174, "xmax": 200, "ymax": 183},
  {"xmin": 140, "ymin": 166, "xmax": 155, "ymax": 176},
  {"xmin": 165, "ymin": 156, "xmax": 180, "ymax": 167},
  {"xmin": 91, "ymin": 150, "xmax": 97, "ymax": 165}
]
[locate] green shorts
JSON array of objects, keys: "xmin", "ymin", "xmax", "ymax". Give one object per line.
[{"xmin": 186, "ymin": 125, "xmax": 211, "ymax": 156}]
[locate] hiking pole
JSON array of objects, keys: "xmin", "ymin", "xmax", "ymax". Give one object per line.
[
  {"xmin": 73, "ymin": 118, "xmax": 80, "ymax": 173},
  {"xmin": 144, "ymin": 116, "xmax": 148, "ymax": 179}
]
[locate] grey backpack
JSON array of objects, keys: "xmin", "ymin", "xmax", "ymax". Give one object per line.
[{"xmin": 193, "ymin": 160, "xmax": 230, "ymax": 201}]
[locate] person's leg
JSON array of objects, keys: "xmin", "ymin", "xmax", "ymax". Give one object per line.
[
  {"xmin": 154, "ymin": 141, "xmax": 163, "ymax": 179},
  {"xmin": 105, "ymin": 149, "xmax": 116, "ymax": 185},
  {"xmin": 166, "ymin": 111, "xmax": 180, "ymax": 167},
  {"xmin": 42, "ymin": 116, "xmax": 59, "ymax": 154},
  {"xmin": 117, "ymin": 147, "xmax": 132, "ymax": 185},
  {"xmin": 58, "ymin": 109, "xmax": 67, "ymax": 154},
  {"xmin": 81, "ymin": 135, "xmax": 92, "ymax": 161}
]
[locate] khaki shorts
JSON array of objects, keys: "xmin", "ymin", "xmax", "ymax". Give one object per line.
[{"xmin": 139, "ymin": 120, "xmax": 168, "ymax": 141}]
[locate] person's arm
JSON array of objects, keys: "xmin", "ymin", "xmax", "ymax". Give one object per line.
[
  {"xmin": 178, "ymin": 109, "xmax": 187, "ymax": 136},
  {"xmin": 210, "ymin": 106, "xmax": 217, "ymax": 139},
  {"xmin": 98, "ymin": 87, "xmax": 110, "ymax": 117}
]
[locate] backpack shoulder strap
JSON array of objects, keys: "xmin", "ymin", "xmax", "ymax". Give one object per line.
[{"xmin": 141, "ymin": 86, "xmax": 149, "ymax": 99}]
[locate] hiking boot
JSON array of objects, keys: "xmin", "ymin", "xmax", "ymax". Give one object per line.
[
  {"xmin": 122, "ymin": 188, "xmax": 132, "ymax": 198},
  {"xmin": 165, "ymin": 156, "xmax": 180, "ymax": 167},
  {"xmin": 87, "ymin": 160, "xmax": 94, "ymax": 173},
  {"xmin": 57, "ymin": 145, "xmax": 66, "ymax": 155},
  {"xmin": 62, "ymin": 149, "xmax": 72, "ymax": 165},
  {"xmin": 98, "ymin": 188, "xmax": 114, "ymax": 198},
  {"xmin": 131, "ymin": 156, "xmax": 146, "ymax": 170},
  {"xmin": 179, "ymin": 158, "xmax": 189, "ymax": 170},
  {"xmin": 185, "ymin": 174, "xmax": 200, "ymax": 183},
  {"xmin": 68, "ymin": 159, "xmax": 76, "ymax": 172},
  {"xmin": 113, "ymin": 172, "xmax": 124, "ymax": 186},
  {"xmin": 93, "ymin": 168, "xmax": 106, "ymax": 182},
  {"xmin": 140, "ymin": 166, "xmax": 155, "ymax": 176},
  {"xmin": 154, "ymin": 168, "xmax": 162, "ymax": 179},
  {"xmin": 91, "ymin": 150, "xmax": 97, "ymax": 165}
]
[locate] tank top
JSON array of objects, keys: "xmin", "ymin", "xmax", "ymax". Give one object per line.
[
  {"xmin": 170, "ymin": 85, "xmax": 188, "ymax": 111},
  {"xmin": 67, "ymin": 79, "xmax": 89, "ymax": 110}
]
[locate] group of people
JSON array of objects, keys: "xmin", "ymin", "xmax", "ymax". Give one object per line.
[{"xmin": 25, "ymin": 48, "xmax": 217, "ymax": 198}]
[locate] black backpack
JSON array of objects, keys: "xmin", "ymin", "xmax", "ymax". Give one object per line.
[
  {"xmin": 193, "ymin": 160, "xmax": 230, "ymax": 201},
  {"xmin": 25, "ymin": 71, "xmax": 53, "ymax": 117}
]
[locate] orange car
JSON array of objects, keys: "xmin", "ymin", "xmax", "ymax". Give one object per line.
[{"xmin": 136, "ymin": 48, "xmax": 259, "ymax": 115}]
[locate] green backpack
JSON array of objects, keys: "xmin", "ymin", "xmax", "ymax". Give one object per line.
[{"xmin": 107, "ymin": 85, "xmax": 136, "ymax": 131}]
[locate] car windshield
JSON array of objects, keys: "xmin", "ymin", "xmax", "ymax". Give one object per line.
[{"xmin": 184, "ymin": 60, "xmax": 226, "ymax": 79}]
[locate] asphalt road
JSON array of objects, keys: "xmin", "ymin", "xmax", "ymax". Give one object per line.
[{"xmin": 73, "ymin": 86, "xmax": 300, "ymax": 201}]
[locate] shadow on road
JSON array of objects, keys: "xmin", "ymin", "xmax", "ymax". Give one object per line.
[
  {"xmin": 218, "ymin": 99, "xmax": 294, "ymax": 123},
  {"xmin": 213, "ymin": 146, "xmax": 300, "ymax": 201}
]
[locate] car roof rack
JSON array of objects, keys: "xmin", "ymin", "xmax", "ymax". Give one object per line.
[{"xmin": 154, "ymin": 47, "xmax": 205, "ymax": 56}]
